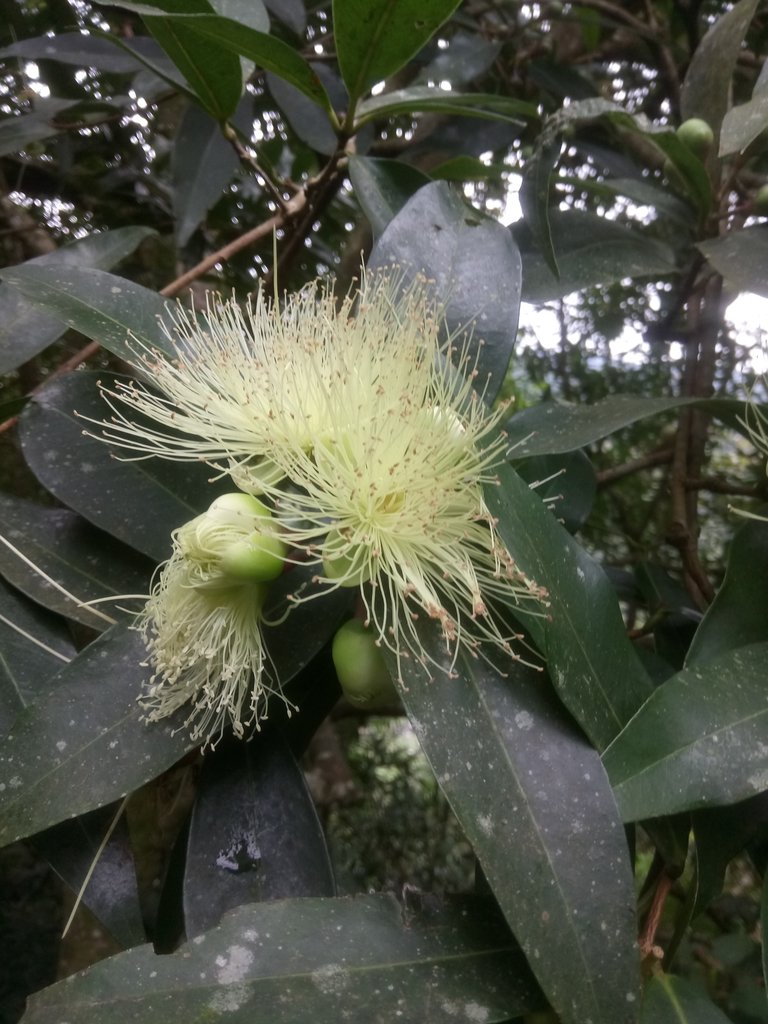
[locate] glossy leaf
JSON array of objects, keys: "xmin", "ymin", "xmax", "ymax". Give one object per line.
[
  {"xmin": 0, "ymin": 568, "xmax": 351, "ymax": 846},
  {"xmin": 640, "ymin": 974, "xmax": 733, "ymax": 1023},
  {"xmin": 603, "ymin": 642, "xmax": 768, "ymax": 821},
  {"xmin": 173, "ymin": 99, "xmax": 242, "ymax": 245},
  {"xmin": 393, "ymin": 644, "xmax": 640, "ymax": 1024},
  {"xmin": 18, "ymin": 372, "xmax": 220, "ymax": 562},
  {"xmin": 0, "ymin": 32, "xmax": 177, "ymax": 77},
  {"xmin": 354, "ymin": 88, "xmax": 534, "ymax": 128},
  {"xmin": 143, "ymin": 5, "xmax": 250, "ymax": 121},
  {"xmin": 687, "ymin": 517, "xmax": 768, "ymax": 665},
  {"xmin": 183, "ymin": 733, "xmax": 335, "ymax": 936},
  {"xmin": 505, "ymin": 395, "xmax": 746, "ymax": 457},
  {"xmin": 333, "ymin": 0, "xmax": 461, "ymax": 105},
  {"xmin": 263, "ymin": 0, "xmax": 304, "ymax": 34},
  {"xmin": 168, "ymin": 15, "xmax": 335, "ymax": 116},
  {"xmin": 33, "ymin": 806, "xmax": 145, "ymax": 949},
  {"xmin": 699, "ymin": 227, "xmax": 768, "ymax": 298},
  {"xmin": 369, "ymin": 181, "xmax": 522, "ymax": 403},
  {"xmin": 0, "ymin": 226, "xmax": 156, "ymax": 374},
  {"xmin": 515, "ymin": 210, "xmax": 676, "ymax": 303},
  {"xmin": 21, "ymin": 893, "xmax": 541, "ymax": 1024},
  {"xmin": 0, "ymin": 264, "xmax": 177, "ymax": 365},
  {"xmin": 347, "ymin": 155, "xmax": 431, "ymax": 237},
  {"xmin": 0, "ymin": 493, "xmax": 153, "ymax": 630},
  {"xmin": 0, "ymin": 98, "xmax": 75, "ymax": 156},
  {"xmin": 0, "ymin": 623, "xmax": 188, "ymax": 847},
  {"xmin": 513, "ymin": 449, "xmax": 597, "ymax": 534},
  {"xmin": 486, "ymin": 460, "xmax": 653, "ymax": 749},
  {"xmin": 266, "ymin": 72, "xmax": 338, "ymax": 155},
  {"xmin": 680, "ymin": 0, "xmax": 760, "ymax": 138},
  {"xmin": 0, "ymin": 577, "xmax": 74, "ymax": 730},
  {"xmin": 720, "ymin": 61, "xmax": 768, "ymax": 156}
]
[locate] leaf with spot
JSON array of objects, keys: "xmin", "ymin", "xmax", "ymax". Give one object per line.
[
  {"xmin": 0, "ymin": 226, "xmax": 156, "ymax": 374},
  {"xmin": 0, "ymin": 566, "xmax": 351, "ymax": 847},
  {"xmin": 20, "ymin": 893, "xmax": 542, "ymax": 1024},
  {"xmin": 0, "ymin": 493, "xmax": 153, "ymax": 631},
  {"xmin": 18, "ymin": 372, "xmax": 224, "ymax": 562},
  {"xmin": 0, "ymin": 264, "xmax": 177, "ymax": 366},
  {"xmin": 603, "ymin": 642, "xmax": 768, "ymax": 821},
  {"xmin": 0, "ymin": 577, "xmax": 75, "ymax": 731},
  {"xmin": 390, "ymin": 642, "xmax": 640, "ymax": 1024},
  {"xmin": 486, "ymin": 460, "xmax": 653, "ymax": 750},
  {"xmin": 369, "ymin": 181, "xmax": 522, "ymax": 404},
  {"xmin": 333, "ymin": 0, "xmax": 461, "ymax": 106}
]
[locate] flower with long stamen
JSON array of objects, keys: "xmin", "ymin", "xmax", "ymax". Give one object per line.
[
  {"xmin": 139, "ymin": 495, "xmax": 291, "ymax": 746},
  {"xmin": 98, "ymin": 272, "xmax": 548, "ymax": 682}
]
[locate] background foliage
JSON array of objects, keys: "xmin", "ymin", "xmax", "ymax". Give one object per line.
[{"xmin": 1, "ymin": 0, "xmax": 768, "ymax": 1022}]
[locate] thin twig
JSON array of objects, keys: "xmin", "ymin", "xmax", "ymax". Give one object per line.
[{"xmin": 596, "ymin": 448, "xmax": 674, "ymax": 486}]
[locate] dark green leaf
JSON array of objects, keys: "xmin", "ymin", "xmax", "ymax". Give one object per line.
[
  {"xmin": 640, "ymin": 974, "xmax": 733, "ymax": 1023},
  {"xmin": 333, "ymin": 0, "xmax": 461, "ymax": 105},
  {"xmin": 516, "ymin": 210, "xmax": 677, "ymax": 303},
  {"xmin": 486, "ymin": 460, "xmax": 653, "ymax": 750},
  {"xmin": 33, "ymin": 807, "xmax": 145, "ymax": 949},
  {"xmin": 720, "ymin": 61, "xmax": 768, "ymax": 156},
  {"xmin": 183, "ymin": 734, "xmax": 334, "ymax": 937},
  {"xmin": 699, "ymin": 227, "xmax": 768, "ymax": 298},
  {"xmin": 0, "ymin": 98, "xmax": 75, "ymax": 156},
  {"xmin": 0, "ymin": 264, "xmax": 177, "ymax": 365},
  {"xmin": 680, "ymin": 0, "xmax": 760, "ymax": 139},
  {"xmin": 347, "ymin": 155, "xmax": 431, "ymax": 237},
  {"xmin": 18, "ymin": 372, "xmax": 221, "ymax": 562},
  {"xmin": 370, "ymin": 181, "xmax": 522, "ymax": 402},
  {"xmin": 21, "ymin": 893, "xmax": 541, "ymax": 1024},
  {"xmin": 514, "ymin": 449, "xmax": 597, "ymax": 534},
  {"xmin": 0, "ymin": 577, "xmax": 75, "ymax": 730},
  {"xmin": 0, "ymin": 226, "xmax": 156, "ymax": 374},
  {"xmin": 142, "ymin": 16, "xmax": 244, "ymax": 119},
  {"xmin": 414, "ymin": 29, "xmax": 501, "ymax": 87},
  {"xmin": 173, "ymin": 100, "xmax": 240, "ymax": 245},
  {"xmin": 266, "ymin": 72, "xmax": 338, "ymax": 155},
  {"xmin": 354, "ymin": 88, "xmax": 534, "ymax": 128},
  {"xmin": 169, "ymin": 16, "xmax": 335, "ymax": 117},
  {"xmin": 393, "ymin": 646, "xmax": 640, "ymax": 1024},
  {"xmin": 690, "ymin": 793, "xmax": 768, "ymax": 919},
  {"xmin": 0, "ymin": 568, "xmax": 351, "ymax": 846},
  {"xmin": 263, "ymin": 0, "xmax": 305, "ymax": 34},
  {"xmin": 687, "ymin": 517, "xmax": 768, "ymax": 665},
  {"xmin": 519, "ymin": 126, "xmax": 562, "ymax": 278},
  {"xmin": 603, "ymin": 642, "xmax": 768, "ymax": 821},
  {"xmin": 505, "ymin": 395, "xmax": 747, "ymax": 457},
  {"xmin": 0, "ymin": 623, "xmax": 188, "ymax": 847},
  {"xmin": 0, "ymin": 493, "xmax": 152, "ymax": 630}
]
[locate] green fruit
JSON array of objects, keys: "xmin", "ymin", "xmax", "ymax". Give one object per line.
[
  {"xmin": 753, "ymin": 184, "xmax": 768, "ymax": 216},
  {"xmin": 220, "ymin": 529, "xmax": 286, "ymax": 582},
  {"xmin": 676, "ymin": 118, "xmax": 714, "ymax": 158},
  {"xmin": 331, "ymin": 619, "xmax": 398, "ymax": 707}
]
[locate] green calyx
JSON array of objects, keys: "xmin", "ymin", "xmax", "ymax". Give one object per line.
[
  {"xmin": 322, "ymin": 527, "xmax": 372, "ymax": 587},
  {"xmin": 331, "ymin": 619, "xmax": 398, "ymax": 708},
  {"xmin": 676, "ymin": 117, "xmax": 714, "ymax": 159}
]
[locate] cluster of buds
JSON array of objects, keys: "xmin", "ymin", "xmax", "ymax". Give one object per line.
[{"xmin": 98, "ymin": 272, "xmax": 548, "ymax": 745}]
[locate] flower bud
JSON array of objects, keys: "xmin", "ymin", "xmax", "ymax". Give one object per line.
[
  {"xmin": 220, "ymin": 530, "xmax": 286, "ymax": 582},
  {"xmin": 676, "ymin": 118, "xmax": 714, "ymax": 159},
  {"xmin": 332, "ymin": 619, "xmax": 398, "ymax": 707}
]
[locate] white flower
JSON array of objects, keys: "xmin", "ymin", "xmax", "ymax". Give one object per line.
[{"xmin": 100, "ymin": 272, "xmax": 547, "ymax": 682}]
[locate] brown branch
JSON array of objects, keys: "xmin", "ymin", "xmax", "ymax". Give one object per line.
[
  {"xmin": 596, "ymin": 448, "xmax": 674, "ymax": 487},
  {"xmin": 0, "ymin": 191, "xmax": 309, "ymax": 437},
  {"xmin": 639, "ymin": 871, "xmax": 674, "ymax": 960},
  {"xmin": 685, "ymin": 476, "xmax": 764, "ymax": 497}
]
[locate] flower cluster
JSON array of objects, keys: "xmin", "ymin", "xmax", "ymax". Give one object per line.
[{"xmin": 100, "ymin": 273, "xmax": 547, "ymax": 744}]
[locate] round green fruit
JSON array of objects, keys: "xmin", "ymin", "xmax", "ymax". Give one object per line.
[
  {"xmin": 220, "ymin": 529, "xmax": 286, "ymax": 582},
  {"xmin": 676, "ymin": 118, "xmax": 714, "ymax": 158},
  {"xmin": 753, "ymin": 184, "xmax": 768, "ymax": 216},
  {"xmin": 331, "ymin": 619, "xmax": 398, "ymax": 707}
]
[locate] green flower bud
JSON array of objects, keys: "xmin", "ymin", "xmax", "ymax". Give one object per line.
[
  {"xmin": 220, "ymin": 530, "xmax": 286, "ymax": 582},
  {"xmin": 208, "ymin": 492, "xmax": 272, "ymax": 526},
  {"xmin": 676, "ymin": 118, "xmax": 714, "ymax": 159},
  {"xmin": 331, "ymin": 619, "xmax": 398, "ymax": 707}
]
